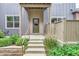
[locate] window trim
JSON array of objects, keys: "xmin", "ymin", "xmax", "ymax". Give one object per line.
[{"xmin": 5, "ymin": 15, "xmax": 20, "ymax": 29}]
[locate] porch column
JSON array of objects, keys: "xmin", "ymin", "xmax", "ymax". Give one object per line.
[
  {"xmin": 19, "ymin": 6, "xmax": 22, "ymax": 36},
  {"xmin": 49, "ymin": 6, "xmax": 51, "ymax": 36}
]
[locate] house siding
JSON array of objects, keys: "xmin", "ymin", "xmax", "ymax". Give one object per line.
[
  {"xmin": 21, "ymin": 8, "xmax": 29, "ymax": 35},
  {"xmin": 0, "ymin": 3, "xmax": 76, "ymax": 35},
  {"xmin": 0, "ymin": 3, "xmax": 20, "ymax": 35},
  {"xmin": 44, "ymin": 3, "xmax": 76, "ymax": 25},
  {"xmin": 0, "ymin": 3, "xmax": 29, "ymax": 35}
]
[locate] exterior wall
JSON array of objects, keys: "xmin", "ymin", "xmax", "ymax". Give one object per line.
[
  {"xmin": 0, "ymin": 3, "xmax": 29, "ymax": 35},
  {"xmin": 50, "ymin": 3, "xmax": 75, "ymax": 20},
  {"xmin": 44, "ymin": 3, "xmax": 76, "ymax": 25},
  {"xmin": 0, "ymin": 3, "xmax": 20, "ymax": 35},
  {"xmin": 21, "ymin": 8, "xmax": 29, "ymax": 35},
  {"xmin": 0, "ymin": 3, "xmax": 76, "ymax": 35}
]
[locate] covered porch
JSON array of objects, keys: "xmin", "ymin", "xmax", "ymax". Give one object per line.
[{"xmin": 19, "ymin": 3, "xmax": 51, "ymax": 36}]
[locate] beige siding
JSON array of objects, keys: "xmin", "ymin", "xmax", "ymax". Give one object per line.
[{"xmin": 64, "ymin": 20, "xmax": 79, "ymax": 42}]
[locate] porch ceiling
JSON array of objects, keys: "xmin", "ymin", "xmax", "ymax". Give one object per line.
[{"xmin": 20, "ymin": 3, "xmax": 51, "ymax": 9}]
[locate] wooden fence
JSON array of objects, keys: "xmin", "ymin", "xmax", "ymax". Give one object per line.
[{"xmin": 45, "ymin": 20, "xmax": 79, "ymax": 44}]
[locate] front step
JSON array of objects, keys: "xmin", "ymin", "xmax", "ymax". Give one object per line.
[
  {"xmin": 28, "ymin": 44, "xmax": 44, "ymax": 48},
  {"xmin": 28, "ymin": 41, "xmax": 43, "ymax": 44},
  {"xmin": 24, "ymin": 35, "xmax": 46, "ymax": 56},
  {"xmin": 29, "ymin": 35, "xmax": 45, "ymax": 40},
  {"xmin": 30, "ymin": 39, "xmax": 44, "ymax": 41},
  {"xmin": 24, "ymin": 53, "xmax": 46, "ymax": 56},
  {"xmin": 25, "ymin": 48, "xmax": 45, "ymax": 54}
]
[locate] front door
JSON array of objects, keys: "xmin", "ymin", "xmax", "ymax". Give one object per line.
[{"xmin": 33, "ymin": 18, "xmax": 39, "ymax": 33}]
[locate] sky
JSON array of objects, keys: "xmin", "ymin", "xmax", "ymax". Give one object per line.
[
  {"xmin": 0, "ymin": 0, "xmax": 79, "ymax": 8},
  {"xmin": 76, "ymin": 4, "xmax": 79, "ymax": 8}
]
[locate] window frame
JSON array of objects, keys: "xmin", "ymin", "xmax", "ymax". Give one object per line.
[
  {"xmin": 51, "ymin": 16, "xmax": 66, "ymax": 23},
  {"xmin": 5, "ymin": 15, "xmax": 20, "ymax": 29}
]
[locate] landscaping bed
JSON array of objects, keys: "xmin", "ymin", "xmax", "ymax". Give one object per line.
[
  {"xmin": 44, "ymin": 37, "xmax": 79, "ymax": 56},
  {"xmin": 0, "ymin": 30, "xmax": 29, "ymax": 56}
]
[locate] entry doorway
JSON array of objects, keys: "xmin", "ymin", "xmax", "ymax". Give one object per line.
[{"xmin": 33, "ymin": 18, "xmax": 39, "ymax": 34}]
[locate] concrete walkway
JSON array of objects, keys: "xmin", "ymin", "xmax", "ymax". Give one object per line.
[{"xmin": 23, "ymin": 35, "xmax": 46, "ymax": 56}]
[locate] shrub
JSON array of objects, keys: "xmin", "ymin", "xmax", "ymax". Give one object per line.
[
  {"xmin": 44, "ymin": 37, "xmax": 58, "ymax": 49},
  {"xmin": 63, "ymin": 44, "xmax": 79, "ymax": 56},
  {"xmin": 44, "ymin": 37, "xmax": 79, "ymax": 56},
  {"xmin": 0, "ymin": 30, "xmax": 5, "ymax": 38},
  {"xmin": 47, "ymin": 44, "xmax": 79, "ymax": 56},
  {"xmin": 48, "ymin": 47, "xmax": 64, "ymax": 56},
  {"xmin": 22, "ymin": 38, "xmax": 29, "ymax": 49},
  {"xmin": 10, "ymin": 34, "xmax": 20, "ymax": 44},
  {"xmin": 0, "ymin": 37, "xmax": 13, "ymax": 47},
  {"xmin": 15, "ymin": 37, "xmax": 29, "ymax": 48},
  {"xmin": 15, "ymin": 38, "xmax": 22, "ymax": 46}
]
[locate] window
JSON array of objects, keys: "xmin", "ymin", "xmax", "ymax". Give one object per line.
[
  {"xmin": 51, "ymin": 17, "xmax": 65, "ymax": 23},
  {"xmin": 5, "ymin": 15, "xmax": 19, "ymax": 29}
]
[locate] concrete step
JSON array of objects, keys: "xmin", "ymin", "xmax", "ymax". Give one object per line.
[
  {"xmin": 25, "ymin": 48, "xmax": 45, "ymax": 54},
  {"xmin": 23, "ymin": 53, "xmax": 46, "ymax": 56},
  {"xmin": 28, "ymin": 41, "xmax": 43, "ymax": 44},
  {"xmin": 30, "ymin": 39, "xmax": 44, "ymax": 41},
  {"xmin": 28, "ymin": 44, "xmax": 44, "ymax": 48},
  {"xmin": 29, "ymin": 35, "xmax": 45, "ymax": 39}
]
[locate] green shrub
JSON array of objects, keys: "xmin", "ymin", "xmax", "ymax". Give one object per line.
[
  {"xmin": 47, "ymin": 44, "xmax": 79, "ymax": 56},
  {"xmin": 44, "ymin": 37, "xmax": 58, "ymax": 49},
  {"xmin": 15, "ymin": 38, "xmax": 22, "ymax": 46},
  {"xmin": 48, "ymin": 47, "xmax": 64, "ymax": 56},
  {"xmin": 44, "ymin": 37, "xmax": 79, "ymax": 56},
  {"xmin": 0, "ymin": 30, "xmax": 5, "ymax": 38},
  {"xmin": 0, "ymin": 37, "xmax": 13, "ymax": 47},
  {"xmin": 63, "ymin": 44, "xmax": 79, "ymax": 56},
  {"xmin": 15, "ymin": 37, "xmax": 29, "ymax": 48},
  {"xmin": 10, "ymin": 34, "xmax": 20, "ymax": 44},
  {"xmin": 22, "ymin": 38, "xmax": 29, "ymax": 49}
]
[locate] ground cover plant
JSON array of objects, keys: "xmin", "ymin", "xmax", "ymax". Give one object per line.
[
  {"xmin": 0, "ymin": 31, "xmax": 29, "ymax": 47},
  {"xmin": 44, "ymin": 37, "xmax": 79, "ymax": 56}
]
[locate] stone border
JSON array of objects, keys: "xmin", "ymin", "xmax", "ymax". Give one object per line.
[{"xmin": 0, "ymin": 45, "xmax": 23, "ymax": 56}]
